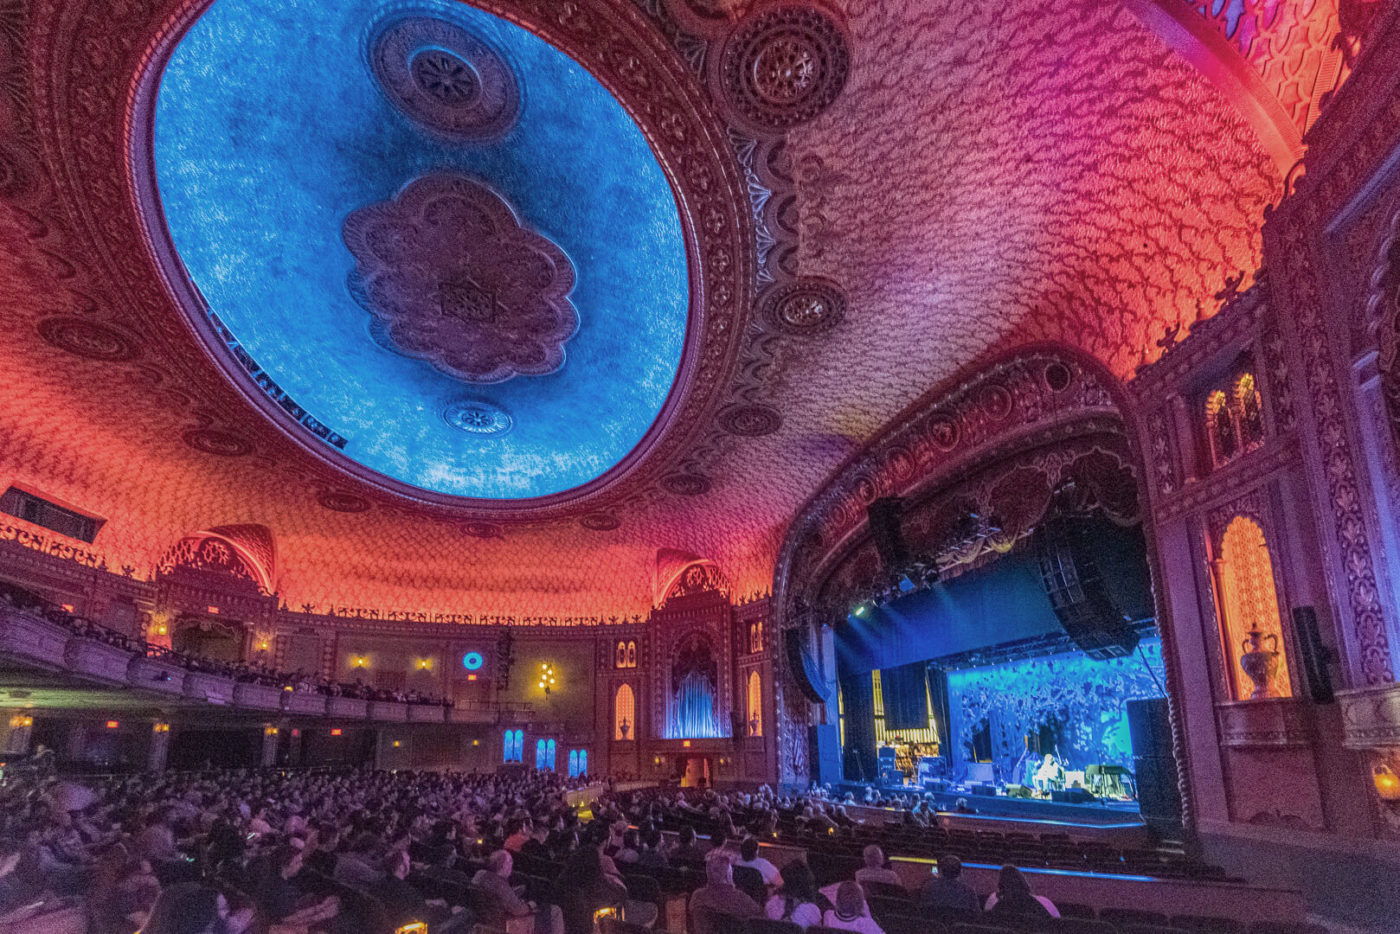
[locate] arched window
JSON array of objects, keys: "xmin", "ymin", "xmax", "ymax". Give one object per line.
[
  {"xmin": 1216, "ymin": 516, "xmax": 1293, "ymax": 700},
  {"xmin": 614, "ymin": 684, "xmax": 635, "ymax": 740},
  {"xmin": 626, "ymin": 640, "xmax": 637, "ymax": 667},
  {"xmin": 503, "ymin": 728, "xmax": 523, "ymax": 763},
  {"xmin": 578, "ymin": 749, "xmax": 587, "ymax": 776},
  {"xmin": 747, "ymin": 670, "xmax": 762, "ymax": 737},
  {"xmin": 615, "ymin": 640, "xmax": 637, "ymax": 668},
  {"xmin": 567, "ymin": 749, "xmax": 579, "ymax": 777},
  {"xmin": 1202, "ymin": 364, "xmax": 1266, "ymax": 469},
  {"xmin": 535, "ymin": 738, "xmax": 555, "ymax": 770}
]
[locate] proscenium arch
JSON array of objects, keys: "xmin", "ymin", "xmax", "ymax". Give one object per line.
[{"xmin": 769, "ymin": 342, "xmax": 1193, "ymax": 828}]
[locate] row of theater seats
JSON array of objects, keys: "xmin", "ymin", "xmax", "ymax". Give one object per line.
[{"xmin": 511, "ymin": 851, "xmax": 1315, "ymax": 934}]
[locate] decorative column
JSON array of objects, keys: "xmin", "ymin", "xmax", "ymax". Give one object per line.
[
  {"xmin": 147, "ymin": 722, "xmax": 171, "ymax": 772},
  {"xmin": 261, "ymin": 725, "xmax": 281, "ymax": 766}
]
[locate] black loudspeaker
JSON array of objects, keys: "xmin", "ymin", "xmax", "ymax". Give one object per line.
[
  {"xmin": 784, "ymin": 628, "xmax": 829, "ymax": 703},
  {"xmin": 1126, "ymin": 697, "xmax": 1173, "ymax": 758},
  {"xmin": 1127, "ymin": 698, "xmax": 1183, "ymax": 840},
  {"xmin": 1035, "ymin": 519, "xmax": 1140, "ymax": 660},
  {"xmin": 808, "ymin": 724, "xmax": 841, "ymax": 785},
  {"xmin": 729, "ymin": 709, "xmax": 747, "ymax": 744},
  {"xmin": 867, "ymin": 497, "xmax": 910, "ymax": 571},
  {"xmin": 1292, "ymin": 606, "xmax": 1335, "ymax": 704},
  {"xmin": 970, "ymin": 783, "xmax": 998, "ymax": 796}
]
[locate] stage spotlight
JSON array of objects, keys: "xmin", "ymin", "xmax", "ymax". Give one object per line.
[
  {"xmin": 898, "ymin": 574, "xmax": 915, "ymax": 592},
  {"xmin": 854, "ymin": 603, "xmax": 870, "ymax": 617}
]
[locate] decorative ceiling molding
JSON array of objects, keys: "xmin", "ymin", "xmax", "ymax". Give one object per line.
[{"xmin": 27, "ymin": 0, "xmax": 755, "ymax": 517}]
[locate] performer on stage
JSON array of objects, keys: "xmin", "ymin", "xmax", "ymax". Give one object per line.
[{"xmin": 1032, "ymin": 753, "xmax": 1064, "ymax": 793}]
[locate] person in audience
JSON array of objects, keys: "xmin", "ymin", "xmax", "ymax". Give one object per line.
[
  {"xmin": 520, "ymin": 821, "xmax": 553, "ymax": 862},
  {"xmin": 553, "ymin": 835, "xmax": 627, "ymax": 934},
  {"xmin": 471, "ymin": 849, "xmax": 563, "ymax": 934},
  {"xmin": 918, "ymin": 854, "xmax": 980, "ymax": 914},
  {"xmin": 614, "ymin": 828, "xmax": 642, "ymax": 864},
  {"xmin": 334, "ymin": 831, "xmax": 384, "ymax": 887},
  {"xmin": 984, "ymin": 864, "xmax": 1058, "ymax": 919},
  {"xmin": 689, "ymin": 850, "xmax": 761, "ymax": 933},
  {"xmin": 503, "ymin": 818, "xmax": 531, "ymax": 853},
  {"xmin": 140, "ymin": 882, "xmax": 250, "ymax": 934},
  {"xmin": 735, "ymin": 835, "xmax": 782, "ymax": 888},
  {"xmin": 765, "ymin": 859, "xmax": 829, "ymax": 930},
  {"xmin": 251, "ymin": 844, "xmax": 340, "ymax": 929},
  {"xmin": 635, "ymin": 826, "xmax": 667, "ymax": 870},
  {"xmin": 668, "ymin": 824, "xmax": 708, "ymax": 864},
  {"xmin": 854, "ymin": 844, "xmax": 902, "ymax": 889},
  {"xmin": 822, "ymin": 881, "xmax": 885, "ymax": 933}
]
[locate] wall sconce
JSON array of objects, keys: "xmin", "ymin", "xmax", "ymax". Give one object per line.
[
  {"xmin": 8, "ymin": 716, "xmax": 31, "ymax": 729},
  {"xmin": 538, "ymin": 662, "xmax": 557, "ymax": 695},
  {"xmin": 153, "ymin": 723, "xmax": 170, "ymax": 734},
  {"xmin": 257, "ymin": 637, "xmax": 271, "ymax": 652},
  {"xmin": 351, "ymin": 656, "xmax": 368, "ymax": 669},
  {"xmin": 264, "ymin": 726, "xmax": 279, "ymax": 737},
  {"xmin": 1373, "ymin": 763, "xmax": 1400, "ymax": 803},
  {"xmin": 417, "ymin": 658, "xmax": 432, "ymax": 671},
  {"xmin": 392, "ymin": 740, "xmax": 402, "ymax": 748},
  {"xmin": 154, "ymin": 624, "xmax": 168, "ymax": 636}
]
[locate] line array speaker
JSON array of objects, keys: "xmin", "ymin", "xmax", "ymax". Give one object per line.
[
  {"xmin": 1291, "ymin": 605, "xmax": 1335, "ymax": 704},
  {"xmin": 783, "ymin": 627, "xmax": 829, "ymax": 703},
  {"xmin": 867, "ymin": 496, "xmax": 910, "ymax": 572},
  {"xmin": 1035, "ymin": 518, "xmax": 1140, "ymax": 659}
]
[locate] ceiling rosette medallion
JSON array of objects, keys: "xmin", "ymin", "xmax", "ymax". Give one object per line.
[
  {"xmin": 760, "ymin": 277, "xmax": 845, "ymax": 335},
  {"xmin": 366, "ymin": 10, "xmax": 521, "ymax": 142},
  {"xmin": 716, "ymin": 3, "xmax": 851, "ymax": 134},
  {"xmin": 342, "ymin": 172, "xmax": 579, "ymax": 384}
]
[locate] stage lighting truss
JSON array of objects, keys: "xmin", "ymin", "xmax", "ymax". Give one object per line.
[{"xmin": 840, "ymin": 512, "xmax": 1005, "ymax": 620}]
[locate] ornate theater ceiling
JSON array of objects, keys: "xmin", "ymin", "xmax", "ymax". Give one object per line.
[{"xmin": 0, "ymin": 0, "xmax": 1314, "ymax": 618}]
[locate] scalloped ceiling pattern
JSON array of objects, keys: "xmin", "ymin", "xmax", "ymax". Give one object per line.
[{"xmin": 0, "ymin": 0, "xmax": 1279, "ymax": 618}]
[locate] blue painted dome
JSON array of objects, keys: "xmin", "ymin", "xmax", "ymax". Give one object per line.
[{"xmin": 152, "ymin": 0, "xmax": 689, "ymax": 500}]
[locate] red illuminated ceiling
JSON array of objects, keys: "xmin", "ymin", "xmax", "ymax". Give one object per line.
[{"xmin": 0, "ymin": 0, "xmax": 1301, "ymax": 617}]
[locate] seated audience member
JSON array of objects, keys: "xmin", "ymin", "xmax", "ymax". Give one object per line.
[
  {"xmin": 822, "ymin": 881, "xmax": 885, "ymax": 933},
  {"xmin": 689, "ymin": 850, "xmax": 762, "ymax": 934},
  {"xmin": 520, "ymin": 822, "xmax": 554, "ymax": 862},
  {"xmin": 984, "ymin": 864, "xmax": 1058, "ymax": 919},
  {"xmin": 613, "ymin": 829, "xmax": 642, "ymax": 865},
  {"xmin": 472, "ymin": 850, "xmax": 564, "ymax": 934},
  {"xmin": 735, "ymin": 835, "xmax": 782, "ymax": 888},
  {"xmin": 635, "ymin": 826, "xmax": 667, "ymax": 869},
  {"xmin": 765, "ymin": 860, "xmax": 830, "ymax": 930},
  {"xmin": 668, "ymin": 825, "xmax": 708, "ymax": 864},
  {"xmin": 553, "ymin": 835, "xmax": 626, "ymax": 934},
  {"xmin": 853, "ymin": 845, "xmax": 902, "ymax": 889},
  {"xmin": 918, "ymin": 855, "xmax": 980, "ymax": 914},
  {"xmin": 334, "ymin": 832, "xmax": 384, "ymax": 887},
  {"xmin": 503, "ymin": 819, "xmax": 531, "ymax": 853},
  {"xmin": 140, "ymin": 883, "xmax": 251, "ymax": 934},
  {"xmin": 252, "ymin": 844, "xmax": 340, "ymax": 928}
]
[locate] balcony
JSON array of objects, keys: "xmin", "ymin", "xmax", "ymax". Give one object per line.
[
  {"xmin": 63, "ymin": 637, "xmax": 133, "ymax": 684},
  {"xmin": 233, "ymin": 682, "xmax": 283, "ymax": 711},
  {"xmin": 0, "ymin": 610, "xmax": 70, "ymax": 668},
  {"xmin": 327, "ymin": 696, "xmax": 368, "ymax": 719},
  {"xmin": 183, "ymin": 671, "xmax": 236, "ymax": 706},
  {"xmin": 369, "ymin": 700, "xmax": 408, "ymax": 721},
  {"xmin": 281, "ymin": 689, "xmax": 327, "ymax": 716},
  {"xmin": 127, "ymin": 656, "xmax": 188, "ymax": 696},
  {"xmin": 408, "ymin": 704, "xmax": 446, "ymax": 723}
]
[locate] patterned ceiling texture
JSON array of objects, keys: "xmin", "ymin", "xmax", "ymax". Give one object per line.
[{"xmin": 0, "ymin": 0, "xmax": 1306, "ymax": 618}]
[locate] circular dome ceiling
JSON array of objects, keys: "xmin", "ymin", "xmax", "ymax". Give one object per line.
[{"xmin": 151, "ymin": 0, "xmax": 689, "ymax": 501}]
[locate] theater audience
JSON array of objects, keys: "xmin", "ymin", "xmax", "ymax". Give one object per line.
[
  {"xmin": 736, "ymin": 835, "xmax": 783, "ymax": 888},
  {"xmin": 823, "ymin": 881, "xmax": 885, "ymax": 933},
  {"xmin": 765, "ymin": 859, "xmax": 829, "ymax": 929},
  {"xmin": 689, "ymin": 850, "xmax": 762, "ymax": 933},
  {"xmin": 984, "ymin": 863, "xmax": 1059, "ymax": 918},
  {"xmin": 854, "ymin": 844, "xmax": 902, "ymax": 889},
  {"xmin": 918, "ymin": 854, "xmax": 980, "ymax": 914},
  {"xmin": 668, "ymin": 824, "xmax": 708, "ymax": 864},
  {"xmin": 472, "ymin": 850, "xmax": 563, "ymax": 934}
]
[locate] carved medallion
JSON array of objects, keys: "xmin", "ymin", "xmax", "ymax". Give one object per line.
[
  {"xmin": 444, "ymin": 399, "xmax": 513, "ymax": 436},
  {"xmin": 718, "ymin": 403, "xmax": 782, "ymax": 436},
  {"xmin": 366, "ymin": 12, "xmax": 520, "ymax": 142},
  {"xmin": 317, "ymin": 490, "xmax": 371, "ymax": 513},
  {"xmin": 761, "ymin": 277, "xmax": 846, "ymax": 335},
  {"xmin": 719, "ymin": 4, "xmax": 851, "ymax": 132},
  {"xmin": 182, "ymin": 428, "xmax": 252, "ymax": 457},
  {"xmin": 462, "ymin": 520, "xmax": 504, "ymax": 539},
  {"xmin": 342, "ymin": 172, "xmax": 579, "ymax": 384},
  {"xmin": 662, "ymin": 473, "xmax": 712, "ymax": 496},
  {"xmin": 37, "ymin": 316, "xmax": 139, "ymax": 362},
  {"xmin": 580, "ymin": 512, "xmax": 621, "ymax": 531}
]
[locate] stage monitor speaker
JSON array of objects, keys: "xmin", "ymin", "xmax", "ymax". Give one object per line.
[
  {"xmin": 867, "ymin": 497, "xmax": 910, "ymax": 571},
  {"xmin": 783, "ymin": 627, "xmax": 829, "ymax": 703},
  {"xmin": 1050, "ymin": 788, "xmax": 1096, "ymax": 804},
  {"xmin": 1292, "ymin": 606, "xmax": 1335, "ymax": 704},
  {"xmin": 970, "ymin": 783, "xmax": 998, "ymax": 796},
  {"xmin": 1035, "ymin": 518, "xmax": 1140, "ymax": 660},
  {"xmin": 808, "ymin": 724, "xmax": 841, "ymax": 785}
]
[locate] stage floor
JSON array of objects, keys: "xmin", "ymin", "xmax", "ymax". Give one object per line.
[{"xmin": 839, "ymin": 782, "xmax": 1143, "ymax": 827}]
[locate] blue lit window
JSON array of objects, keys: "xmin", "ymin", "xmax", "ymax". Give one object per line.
[
  {"xmin": 503, "ymin": 728, "xmax": 523, "ymax": 763},
  {"xmin": 567, "ymin": 748, "xmax": 588, "ymax": 778},
  {"xmin": 536, "ymin": 738, "xmax": 556, "ymax": 771}
]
